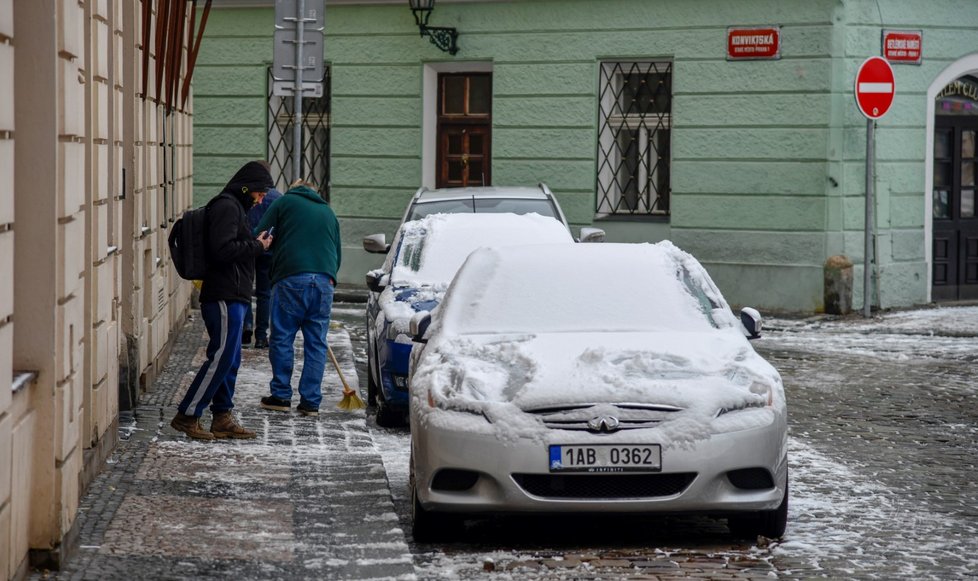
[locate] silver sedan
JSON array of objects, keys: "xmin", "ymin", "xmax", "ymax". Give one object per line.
[{"xmin": 407, "ymin": 242, "xmax": 788, "ymax": 542}]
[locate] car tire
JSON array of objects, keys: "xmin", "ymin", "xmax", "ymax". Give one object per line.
[
  {"xmin": 728, "ymin": 473, "xmax": 789, "ymax": 540},
  {"xmin": 366, "ymin": 351, "xmax": 379, "ymax": 408},
  {"xmin": 411, "ymin": 483, "xmax": 460, "ymax": 543},
  {"xmin": 375, "ymin": 396, "xmax": 404, "ymax": 428}
]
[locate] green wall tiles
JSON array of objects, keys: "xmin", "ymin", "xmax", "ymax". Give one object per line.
[
  {"xmin": 332, "ymin": 97, "xmax": 420, "ymax": 127},
  {"xmin": 674, "ymin": 128, "xmax": 828, "ymax": 161},
  {"xmin": 326, "ymin": 36, "xmax": 437, "ymax": 65},
  {"xmin": 331, "ymin": 127, "xmax": 420, "ymax": 157},
  {"xmin": 672, "ymin": 160, "xmax": 828, "ymax": 195},
  {"xmin": 330, "ymin": 65, "xmax": 418, "ymax": 97},
  {"xmin": 192, "ymin": 66, "xmax": 267, "ymax": 96},
  {"xmin": 194, "ymin": 7, "xmax": 272, "ymax": 36},
  {"xmin": 194, "ymin": 97, "xmax": 267, "ymax": 126},
  {"xmin": 330, "ymin": 187, "xmax": 418, "ymax": 219},
  {"xmin": 677, "ymin": 59, "xmax": 833, "ymax": 95},
  {"xmin": 330, "ymin": 156, "xmax": 418, "ymax": 189},
  {"xmin": 671, "ymin": 195, "xmax": 826, "ymax": 231},
  {"xmin": 889, "ymin": 229, "xmax": 926, "ymax": 261},
  {"xmin": 670, "ymin": 229, "xmax": 827, "ymax": 266},
  {"xmin": 195, "ymin": 126, "xmax": 267, "ymax": 157},
  {"xmin": 196, "ymin": 37, "xmax": 274, "ymax": 66},
  {"xmin": 888, "ymin": 193, "xmax": 926, "ymax": 228},
  {"xmin": 492, "ymin": 127, "xmax": 594, "ymax": 159},
  {"xmin": 493, "ymin": 63, "xmax": 595, "ymax": 97},
  {"xmin": 493, "ymin": 96, "xmax": 595, "ymax": 129},
  {"xmin": 491, "ymin": 159, "xmax": 595, "ymax": 192},
  {"xmin": 675, "ymin": 95, "xmax": 832, "ymax": 128}
]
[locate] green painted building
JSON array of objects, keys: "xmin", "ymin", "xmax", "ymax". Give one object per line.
[{"xmin": 192, "ymin": 0, "xmax": 978, "ymax": 313}]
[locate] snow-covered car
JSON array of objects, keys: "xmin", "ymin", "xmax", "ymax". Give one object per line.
[
  {"xmin": 364, "ymin": 213, "xmax": 575, "ymax": 427},
  {"xmin": 406, "ymin": 242, "xmax": 788, "ymax": 541},
  {"xmin": 361, "ymin": 184, "xmax": 606, "ymax": 253}
]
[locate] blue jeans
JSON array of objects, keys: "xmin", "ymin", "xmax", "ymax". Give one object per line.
[
  {"xmin": 268, "ymin": 273, "xmax": 335, "ymax": 409},
  {"xmin": 244, "ymin": 254, "xmax": 273, "ymax": 341},
  {"xmin": 178, "ymin": 300, "xmax": 246, "ymax": 417}
]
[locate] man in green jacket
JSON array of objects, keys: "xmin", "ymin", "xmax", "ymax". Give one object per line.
[{"xmin": 254, "ymin": 181, "xmax": 342, "ymax": 416}]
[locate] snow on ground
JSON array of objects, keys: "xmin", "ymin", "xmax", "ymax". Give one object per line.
[{"xmin": 761, "ymin": 305, "xmax": 978, "ymax": 362}]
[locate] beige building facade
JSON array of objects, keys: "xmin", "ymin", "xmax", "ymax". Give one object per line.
[{"xmin": 1, "ymin": 1, "xmax": 197, "ymax": 578}]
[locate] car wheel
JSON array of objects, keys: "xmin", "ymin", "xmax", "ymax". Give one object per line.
[
  {"xmin": 411, "ymin": 482, "xmax": 460, "ymax": 543},
  {"xmin": 728, "ymin": 473, "xmax": 789, "ymax": 540},
  {"xmin": 366, "ymin": 350, "xmax": 379, "ymax": 408},
  {"xmin": 375, "ymin": 396, "xmax": 404, "ymax": 428}
]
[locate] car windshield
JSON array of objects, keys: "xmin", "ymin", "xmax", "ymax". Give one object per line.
[
  {"xmin": 407, "ymin": 197, "xmax": 559, "ymax": 221},
  {"xmin": 406, "ymin": 199, "xmax": 475, "ymax": 220},
  {"xmin": 439, "ymin": 242, "xmax": 739, "ymax": 335}
]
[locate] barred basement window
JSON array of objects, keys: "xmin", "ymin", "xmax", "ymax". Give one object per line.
[
  {"xmin": 267, "ymin": 67, "xmax": 332, "ymax": 199},
  {"xmin": 596, "ymin": 61, "xmax": 672, "ymax": 217}
]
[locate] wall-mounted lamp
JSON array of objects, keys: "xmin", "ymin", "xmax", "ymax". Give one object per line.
[{"xmin": 409, "ymin": 0, "xmax": 459, "ymax": 55}]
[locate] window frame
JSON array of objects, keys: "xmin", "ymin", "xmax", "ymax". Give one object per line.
[{"xmin": 595, "ymin": 60, "xmax": 673, "ymax": 219}]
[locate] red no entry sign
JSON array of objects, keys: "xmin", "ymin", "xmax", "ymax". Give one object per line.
[{"xmin": 855, "ymin": 56, "xmax": 895, "ymax": 119}]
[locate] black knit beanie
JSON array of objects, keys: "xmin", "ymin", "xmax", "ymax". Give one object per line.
[{"xmin": 223, "ymin": 161, "xmax": 274, "ymax": 197}]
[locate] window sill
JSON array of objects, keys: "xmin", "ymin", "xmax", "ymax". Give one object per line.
[{"xmin": 593, "ymin": 214, "xmax": 670, "ymax": 224}]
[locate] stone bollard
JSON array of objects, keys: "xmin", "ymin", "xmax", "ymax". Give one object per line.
[{"xmin": 824, "ymin": 255, "xmax": 853, "ymax": 315}]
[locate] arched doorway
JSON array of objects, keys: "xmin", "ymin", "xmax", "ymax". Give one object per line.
[{"xmin": 932, "ymin": 75, "xmax": 978, "ymax": 301}]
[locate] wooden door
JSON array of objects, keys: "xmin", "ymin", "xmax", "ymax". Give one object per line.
[
  {"xmin": 933, "ymin": 115, "xmax": 978, "ymax": 301},
  {"xmin": 436, "ymin": 73, "xmax": 491, "ymax": 188}
]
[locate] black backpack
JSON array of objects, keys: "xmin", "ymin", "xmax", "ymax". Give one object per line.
[{"xmin": 168, "ymin": 205, "xmax": 210, "ymax": 280}]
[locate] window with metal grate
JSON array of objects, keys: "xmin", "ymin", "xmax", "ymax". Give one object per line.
[
  {"xmin": 266, "ymin": 67, "xmax": 332, "ymax": 199},
  {"xmin": 596, "ymin": 61, "xmax": 672, "ymax": 218}
]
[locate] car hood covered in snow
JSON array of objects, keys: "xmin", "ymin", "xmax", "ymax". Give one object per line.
[{"xmin": 413, "ymin": 329, "xmax": 782, "ymax": 413}]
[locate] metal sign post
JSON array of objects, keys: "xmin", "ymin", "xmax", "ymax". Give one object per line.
[
  {"xmin": 854, "ymin": 56, "xmax": 896, "ymax": 317},
  {"xmin": 272, "ymin": 0, "xmax": 325, "ymax": 183},
  {"xmin": 293, "ymin": 0, "xmax": 305, "ymax": 183}
]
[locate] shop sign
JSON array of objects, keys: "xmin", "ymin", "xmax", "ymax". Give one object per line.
[
  {"xmin": 882, "ymin": 29, "xmax": 922, "ymax": 65},
  {"xmin": 727, "ymin": 26, "xmax": 781, "ymax": 60}
]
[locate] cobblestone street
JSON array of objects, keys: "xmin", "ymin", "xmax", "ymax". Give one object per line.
[{"xmin": 32, "ymin": 302, "xmax": 978, "ymax": 580}]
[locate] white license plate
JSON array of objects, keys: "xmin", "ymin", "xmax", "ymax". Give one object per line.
[{"xmin": 549, "ymin": 444, "xmax": 662, "ymax": 473}]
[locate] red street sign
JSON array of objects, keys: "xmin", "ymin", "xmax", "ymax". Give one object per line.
[
  {"xmin": 726, "ymin": 27, "xmax": 781, "ymax": 60},
  {"xmin": 882, "ymin": 30, "xmax": 922, "ymax": 65},
  {"xmin": 855, "ymin": 56, "xmax": 895, "ymax": 119}
]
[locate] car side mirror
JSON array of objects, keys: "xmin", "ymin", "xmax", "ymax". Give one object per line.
[
  {"xmin": 578, "ymin": 227, "xmax": 606, "ymax": 243},
  {"xmin": 409, "ymin": 311, "xmax": 431, "ymax": 343},
  {"xmin": 740, "ymin": 307, "xmax": 762, "ymax": 340},
  {"xmin": 365, "ymin": 269, "xmax": 388, "ymax": 293},
  {"xmin": 363, "ymin": 233, "xmax": 390, "ymax": 254}
]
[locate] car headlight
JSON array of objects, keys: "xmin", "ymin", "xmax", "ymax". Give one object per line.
[
  {"xmin": 427, "ymin": 388, "xmax": 492, "ymax": 423},
  {"xmin": 716, "ymin": 381, "xmax": 772, "ymax": 417}
]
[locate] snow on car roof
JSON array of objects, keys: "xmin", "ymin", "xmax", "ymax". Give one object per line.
[
  {"xmin": 390, "ymin": 212, "xmax": 573, "ymax": 287},
  {"xmin": 437, "ymin": 241, "xmax": 740, "ymax": 335}
]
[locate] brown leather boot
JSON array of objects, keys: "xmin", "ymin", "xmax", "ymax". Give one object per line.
[
  {"xmin": 210, "ymin": 411, "xmax": 257, "ymax": 439},
  {"xmin": 170, "ymin": 413, "xmax": 215, "ymax": 440}
]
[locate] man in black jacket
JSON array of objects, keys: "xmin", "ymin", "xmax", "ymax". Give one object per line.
[{"xmin": 171, "ymin": 161, "xmax": 274, "ymax": 440}]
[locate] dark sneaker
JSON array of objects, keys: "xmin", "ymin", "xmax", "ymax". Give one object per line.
[
  {"xmin": 296, "ymin": 403, "xmax": 319, "ymax": 417},
  {"xmin": 260, "ymin": 395, "xmax": 291, "ymax": 412},
  {"xmin": 242, "ymin": 329, "xmax": 253, "ymax": 345},
  {"xmin": 170, "ymin": 413, "xmax": 216, "ymax": 440},
  {"xmin": 254, "ymin": 337, "xmax": 268, "ymax": 349},
  {"xmin": 210, "ymin": 411, "xmax": 257, "ymax": 439}
]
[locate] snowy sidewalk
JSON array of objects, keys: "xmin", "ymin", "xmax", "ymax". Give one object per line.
[{"xmin": 44, "ymin": 313, "xmax": 416, "ymax": 581}]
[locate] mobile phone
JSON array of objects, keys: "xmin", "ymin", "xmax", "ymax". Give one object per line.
[{"xmin": 267, "ymin": 227, "xmax": 275, "ymax": 237}]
